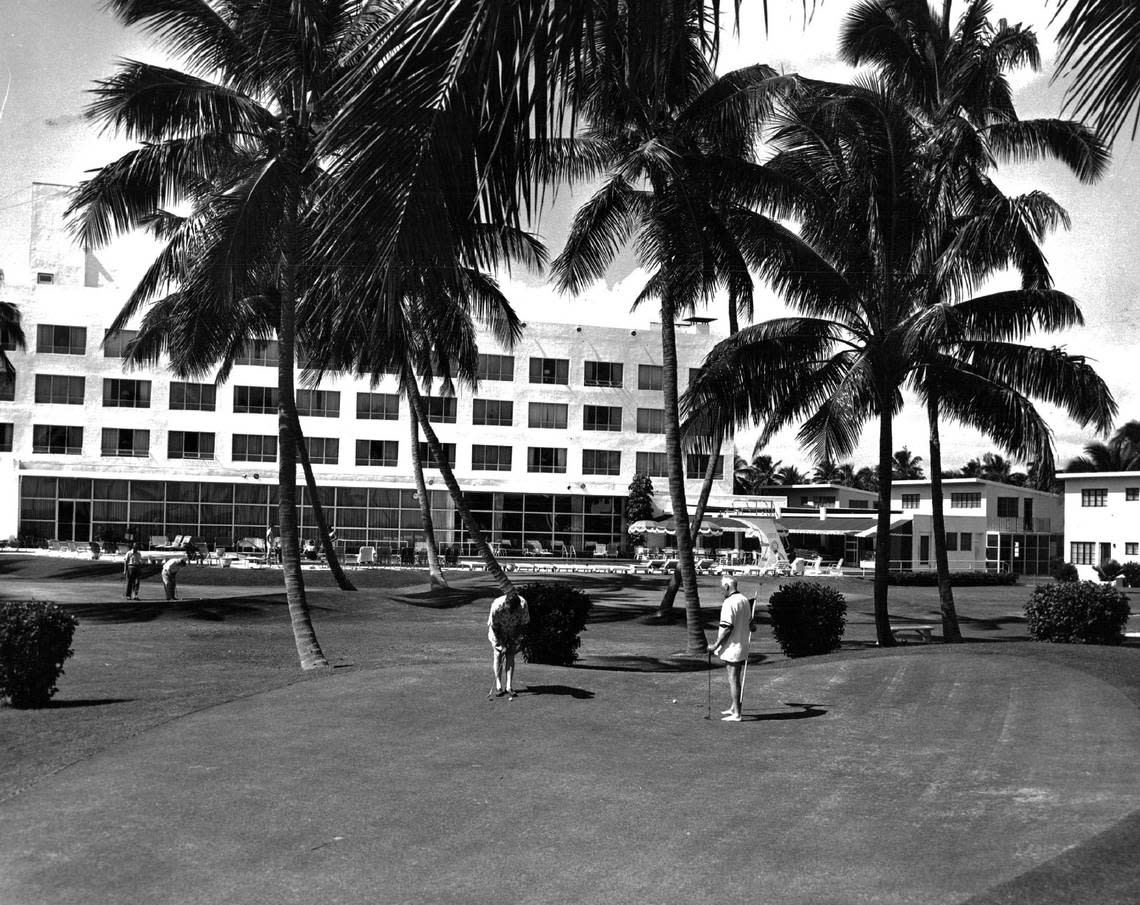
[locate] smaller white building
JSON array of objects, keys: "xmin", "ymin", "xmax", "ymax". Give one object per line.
[{"xmin": 1057, "ymin": 471, "xmax": 1140, "ymax": 568}]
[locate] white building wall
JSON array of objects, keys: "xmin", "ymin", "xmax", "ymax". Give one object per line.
[{"xmin": 1058, "ymin": 472, "xmax": 1140, "ymax": 566}]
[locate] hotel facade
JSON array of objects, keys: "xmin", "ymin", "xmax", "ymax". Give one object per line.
[
  {"xmin": 1057, "ymin": 471, "xmax": 1140, "ymax": 568},
  {"xmin": 0, "ymin": 185, "xmax": 732, "ymax": 554}
]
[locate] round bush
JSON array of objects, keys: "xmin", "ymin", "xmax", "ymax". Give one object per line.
[
  {"xmin": 767, "ymin": 582, "xmax": 847, "ymax": 658},
  {"xmin": 1024, "ymin": 582, "xmax": 1131, "ymax": 645},
  {"xmin": 1051, "ymin": 562, "xmax": 1079, "ymax": 583},
  {"xmin": 1119, "ymin": 561, "xmax": 1140, "ymax": 588},
  {"xmin": 1097, "ymin": 559, "xmax": 1123, "ymax": 580},
  {"xmin": 1, "ymin": 601, "xmax": 79, "ymax": 708},
  {"xmin": 518, "ymin": 582, "xmax": 592, "ymax": 666}
]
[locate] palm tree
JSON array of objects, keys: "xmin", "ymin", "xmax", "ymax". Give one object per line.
[
  {"xmin": 776, "ymin": 465, "xmax": 808, "ymax": 486},
  {"xmin": 734, "ymin": 452, "xmax": 782, "ymax": 493},
  {"xmin": 542, "ymin": 10, "xmax": 795, "ymax": 653},
  {"xmin": 1066, "ymin": 421, "xmax": 1140, "ymax": 471},
  {"xmin": 812, "ymin": 459, "xmax": 851, "ymax": 485},
  {"xmin": 891, "ymin": 448, "xmax": 925, "ymax": 480},
  {"xmin": 69, "ymin": 0, "xmax": 395, "ymax": 670},
  {"xmin": 0, "ymin": 301, "xmax": 25, "ymax": 376}
]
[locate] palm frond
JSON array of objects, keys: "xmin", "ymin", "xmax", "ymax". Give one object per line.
[{"xmin": 985, "ymin": 118, "xmax": 1110, "ymax": 184}]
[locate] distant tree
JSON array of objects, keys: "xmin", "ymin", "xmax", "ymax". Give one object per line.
[
  {"xmin": 1066, "ymin": 420, "xmax": 1140, "ymax": 471},
  {"xmin": 626, "ymin": 473, "xmax": 656, "ymax": 545},
  {"xmin": 812, "ymin": 459, "xmax": 851, "ymax": 485},
  {"xmin": 776, "ymin": 465, "xmax": 808, "ymax": 486},
  {"xmin": 979, "ymin": 452, "xmax": 1013, "ymax": 483},
  {"xmin": 892, "ymin": 448, "xmax": 925, "ymax": 480},
  {"xmin": 853, "ymin": 467, "xmax": 879, "ymax": 492},
  {"xmin": 734, "ymin": 452, "xmax": 782, "ymax": 494}
]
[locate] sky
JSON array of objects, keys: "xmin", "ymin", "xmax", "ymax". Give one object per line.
[{"xmin": 1, "ymin": 0, "xmax": 1136, "ymax": 473}]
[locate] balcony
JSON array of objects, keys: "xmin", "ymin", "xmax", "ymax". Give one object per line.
[{"xmin": 994, "ymin": 517, "xmax": 1052, "ymax": 534}]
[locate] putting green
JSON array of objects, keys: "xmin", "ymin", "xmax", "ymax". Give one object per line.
[{"xmin": 2, "ymin": 650, "xmax": 1138, "ymax": 905}]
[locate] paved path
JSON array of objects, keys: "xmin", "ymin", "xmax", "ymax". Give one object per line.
[{"xmin": 2, "ymin": 647, "xmax": 1139, "ymax": 905}]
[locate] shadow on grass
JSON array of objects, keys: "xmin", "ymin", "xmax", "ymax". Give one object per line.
[
  {"xmin": 64, "ymin": 597, "xmax": 286, "ymax": 624},
  {"xmin": 390, "ymin": 584, "xmax": 497, "ymax": 609},
  {"xmin": 741, "ymin": 706, "xmax": 828, "ymax": 722},
  {"xmin": 573, "ymin": 653, "xmax": 768, "ymax": 673},
  {"xmin": 524, "ymin": 684, "xmax": 595, "ymax": 699},
  {"xmin": 44, "ymin": 698, "xmax": 134, "ymax": 709}
]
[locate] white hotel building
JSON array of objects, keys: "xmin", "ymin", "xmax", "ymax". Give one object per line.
[
  {"xmin": 0, "ymin": 184, "xmax": 732, "ymax": 553},
  {"xmin": 1057, "ymin": 472, "xmax": 1140, "ymax": 568}
]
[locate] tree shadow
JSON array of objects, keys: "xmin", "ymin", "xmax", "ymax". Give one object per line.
[
  {"xmin": 391, "ymin": 583, "xmax": 498, "ymax": 609},
  {"xmin": 43, "ymin": 697, "xmax": 134, "ymax": 709},
  {"xmin": 574, "ymin": 653, "xmax": 768, "ymax": 673},
  {"xmin": 523, "ymin": 684, "xmax": 595, "ymax": 699}
]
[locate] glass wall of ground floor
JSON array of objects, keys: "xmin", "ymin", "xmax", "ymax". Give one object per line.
[{"xmin": 17, "ymin": 476, "xmax": 628, "ymax": 555}]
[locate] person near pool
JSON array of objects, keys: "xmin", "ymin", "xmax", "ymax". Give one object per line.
[
  {"xmin": 162, "ymin": 555, "xmax": 188, "ymax": 601},
  {"xmin": 487, "ymin": 589, "xmax": 529, "ymax": 699},
  {"xmin": 123, "ymin": 543, "xmax": 143, "ymax": 600},
  {"xmin": 707, "ymin": 575, "xmax": 758, "ymax": 721}
]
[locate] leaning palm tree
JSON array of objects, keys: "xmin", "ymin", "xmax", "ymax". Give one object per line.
[{"xmin": 69, "ymin": 0, "xmax": 394, "ymax": 670}]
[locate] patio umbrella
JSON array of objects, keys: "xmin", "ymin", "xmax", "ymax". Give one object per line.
[{"xmin": 627, "ymin": 518, "xmax": 724, "ymax": 537}]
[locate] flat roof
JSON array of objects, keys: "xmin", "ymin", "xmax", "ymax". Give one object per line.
[{"xmin": 1057, "ymin": 471, "xmax": 1140, "ymax": 480}]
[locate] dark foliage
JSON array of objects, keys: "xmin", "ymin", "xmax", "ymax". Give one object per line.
[
  {"xmin": 1120, "ymin": 561, "xmax": 1140, "ymax": 587},
  {"xmin": 1052, "ymin": 561, "xmax": 1080, "ymax": 583},
  {"xmin": 519, "ymin": 582, "xmax": 592, "ymax": 666},
  {"xmin": 886, "ymin": 571, "xmax": 1018, "ymax": 587},
  {"xmin": 1, "ymin": 601, "xmax": 79, "ymax": 708},
  {"xmin": 767, "ymin": 582, "xmax": 846, "ymax": 658},
  {"xmin": 1096, "ymin": 559, "xmax": 1122, "ymax": 580},
  {"xmin": 1024, "ymin": 582, "xmax": 1131, "ymax": 644}
]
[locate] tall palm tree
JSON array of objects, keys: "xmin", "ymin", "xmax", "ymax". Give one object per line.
[
  {"xmin": 891, "ymin": 448, "xmax": 925, "ymax": 480},
  {"xmin": 543, "ymin": 10, "xmax": 796, "ymax": 653},
  {"xmin": 69, "ymin": 0, "xmax": 395, "ymax": 670}
]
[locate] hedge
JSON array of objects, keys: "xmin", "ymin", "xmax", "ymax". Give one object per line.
[{"xmin": 1024, "ymin": 582, "xmax": 1131, "ymax": 644}]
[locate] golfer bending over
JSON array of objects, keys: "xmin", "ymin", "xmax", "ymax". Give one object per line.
[
  {"xmin": 487, "ymin": 589, "xmax": 529, "ymax": 700},
  {"xmin": 708, "ymin": 576, "xmax": 758, "ymax": 721}
]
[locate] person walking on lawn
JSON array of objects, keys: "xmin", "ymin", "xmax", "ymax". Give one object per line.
[
  {"xmin": 123, "ymin": 543, "xmax": 143, "ymax": 600},
  {"xmin": 708, "ymin": 576, "xmax": 758, "ymax": 721},
  {"xmin": 487, "ymin": 590, "xmax": 529, "ymax": 700},
  {"xmin": 162, "ymin": 555, "xmax": 188, "ymax": 601}
]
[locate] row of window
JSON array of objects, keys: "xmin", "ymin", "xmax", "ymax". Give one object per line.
[
  {"xmin": 1071, "ymin": 541, "xmax": 1140, "ymax": 563},
  {"xmin": 10, "ymin": 375, "xmax": 674, "ymax": 432},
  {"xmin": 900, "ymin": 492, "xmax": 984, "ymax": 509},
  {"xmin": 9, "ymin": 424, "xmax": 722, "ymax": 477},
  {"xmin": 25, "ymin": 327, "xmax": 281, "ymax": 364},
  {"xmin": 1080, "ymin": 488, "xmax": 1140, "ymax": 507}
]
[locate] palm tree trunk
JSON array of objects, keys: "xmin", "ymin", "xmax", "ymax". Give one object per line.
[
  {"xmin": 290, "ymin": 412, "xmax": 355, "ymax": 592},
  {"xmin": 404, "ymin": 378, "xmax": 515, "ymax": 594},
  {"xmin": 926, "ymin": 392, "xmax": 963, "ymax": 642},
  {"xmin": 873, "ymin": 388, "xmax": 897, "ymax": 647},
  {"xmin": 656, "ymin": 443, "xmax": 720, "ymax": 616},
  {"xmin": 408, "ymin": 399, "xmax": 448, "ymax": 589},
  {"xmin": 660, "ymin": 300, "xmax": 705, "ymax": 654},
  {"xmin": 278, "ymin": 183, "xmax": 327, "ymax": 669}
]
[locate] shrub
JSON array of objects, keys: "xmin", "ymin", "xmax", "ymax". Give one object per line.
[
  {"xmin": 0, "ymin": 602, "xmax": 79, "ymax": 708},
  {"xmin": 1051, "ymin": 562, "xmax": 1079, "ymax": 583},
  {"xmin": 886, "ymin": 571, "xmax": 1017, "ymax": 587},
  {"xmin": 1097, "ymin": 559, "xmax": 1123, "ymax": 580},
  {"xmin": 767, "ymin": 581, "xmax": 847, "ymax": 658},
  {"xmin": 1120, "ymin": 561, "xmax": 1140, "ymax": 588},
  {"xmin": 518, "ymin": 582, "xmax": 592, "ymax": 666},
  {"xmin": 1024, "ymin": 582, "xmax": 1131, "ymax": 645}
]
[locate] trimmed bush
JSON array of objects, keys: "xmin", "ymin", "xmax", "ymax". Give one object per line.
[
  {"xmin": 1024, "ymin": 582, "xmax": 1131, "ymax": 645},
  {"xmin": 1120, "ymin": 561, "xmax": 1140, "ymax": 588},
  {"xmin": 886, "ymin": 570, "xmax": 1017, "ymax": 587},
  {"xmin": 518, "ymin": 582, "xmax": 592, "ymax": 666},
  {"xmin": 767, "ymin": 581, "xmax": 847, "ymax": 658},
  {"xmin": 1, "ymin": 602, "xmax": 79, "ymax": 708},
  {"xmin": 1051, "ymin": 562, "xmax": 1079, "ymax": 583}
]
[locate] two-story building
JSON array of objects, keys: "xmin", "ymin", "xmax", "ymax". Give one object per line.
[{"xmin": 1056, "ymin": 471, "xmax": 1140, "ymax": 568}]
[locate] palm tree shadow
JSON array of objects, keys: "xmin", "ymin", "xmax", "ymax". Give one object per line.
[{"xmin": 523, "ymin": 684, "xmax": 595, "ymax": 699}]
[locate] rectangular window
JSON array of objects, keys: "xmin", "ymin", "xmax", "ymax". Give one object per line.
[
  {"xmin": 36, "ymin": 272, "xmax": 54, "ymax": 284},
  {"xmin": 472, "ymin": 398, "xmax": 513, "ymax": 427},
  {"xmin": 233, "ymin": 385, "xmax": 278, "ymax": 414},
  {"xmin": 102, "ymin": 329, "xmax": 138, "ymax": 358},
  {"xmin": 425, "ymin": 396, "xmax": 458, "ymax": 424},
  {"xmin": 528, "ymin": 357, "xmax": 569, "ymax": 385},
  {"xmin": 34, "ymin": 374, "xmax": 85, "ymax": 405},
  {"xmin": 960, "ymin": 533, "xmax": 973, "ymax": 552},
  {"xmin": 900, "ymin": 493, "xmax": 920, "ymax": 509},
  {"xmin": 584, "ymin": 361, "xmax": 623, "ymax": 388},
  {"xmin": 295, "ymin": 389, "xmax": 340, "ymax": 418},
  {"xmin": 583, "ymin": 449, "xmax": 621, "ymax": 476},
  {"xmin": 101, "ymin": 428, "xmax": 149, "ymax": 458},
  {"xmin": 477, "ymin": 353, "xmax": 515, "ymax": 382},
  {"xmin": 472, "ymin": 444, "xmax": 513, "ymax": 471},
  {"xmin": 0, "ymin": 423, "xmax": 13, "ymax": 452},
  {"xmin": 170, "ymin": 381, "xmax": 217, "ymax": 411},
  {"xmin": 635, "ymin": 451, "xmax": 668, "ymax": 478},
  {"xmin": 234, "ymin": 339, "xmax": 279, "ymax": 367},
  {"xmin": 304, "ymin": 436, "xmax": 339, "ymax": 465},
  {"xmin": 36, "ymin": 324, "xmax": 87, "ymax": 355},
  {"xmin": 1125, "ymin": 542, "xmax": 1138, "ymax": 557},
  {"xmin": 583, "ymin": 405, "xmax": 622, "ymax": 432},
  {"xmin": 636, "ymin": 408, "xmax": 665, "ymax": 434},
  {"xmin": 356, "ymin": 392, "xmax": 399, "ymax": 420},
  {"xmin": 1081, "ymin": 488, "xmax": 1108, "ymax": 508},
  {"xmin": 528, "ymin": 402, "xmax": 568, "ymax": 430},
  {"xmin": 102, "ymin": 378, "xmax": 151, "ymax": 408},
  {"xmin": 685, "ymin": 454, "xmax": 724, "ymax": 479},
  {"xmin": 1126, "ymin": 487, "xmax": 1139, "ymax": 502},
  {"xmin": 996, "ymin": 497, "xmax": 1019, "ymax": 518},
  {"xmin": 355, "ymin": 439, "xmax": 398, "ymax": 467},
  {"xmin": 418, "ymin": 442, "xmax": 457, "ymax": 469},
  {"xmin": 1070, "ymin": 542, "xmax": 1095, "ymax": 565},
  {"xmin": 232, "ymin": 433, "xmax": 277, "ymax": 462},
  {"xmin": 638, "ymin": 364, "xmax": 664, "ymax": 391},
  {"xmin": 32, "ymin": 425, "xmax": 83, "ymax": 455},
  {"xmin": 0, "ymin": 372, "xmax": 13, "ymax": 402},
  {"xmin": 168, "ymin": 431, "xmax": 215, "ymax": 460},
  {"xmin": 527, "ymin": 446, "xmax": 567, "ymax": 473},
  {"xmin": 945, "ymin": 532, "xmax": 959, "ymax": 552},
  {"xmin": 950, "ymin": 492, "xmax": 981, "ymax": 509}
]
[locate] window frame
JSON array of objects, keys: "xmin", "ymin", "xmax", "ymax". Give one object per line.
[
  {"xmin": 232, "ymin": 433, "xmax": 278, "ymax": 463},
  {"xmin": 528, "ymin": 357, "xmax": 569, "ymax": 385},
  {"xmin": 636, "ymin": 408, "xmax": 665, "ymax": 434},
  {"xmin": 528, "ymin": 402, "xmax": 569, "ymax": 430},
  {"xmin": 169, "ymin": 381, "xmax": 217, "ymax": 412},
  {"xmin": 583, "ymin": 404, "xmax": 622, "ymax": 432},
  {"xmin": 471, "ymin": 444, "xmax": 513, "ymax": 472},
  {"xmin": 472, "ymin": 398, "xmax": 513, "ymax": 427},
  {"xmin": 36, "ymin": 324, "xmax": 87, "ymax": 355},
  {"xmin": 233, "ymin": 385, "xmax": 278, "ymax": 415},
  {"xmin": 526, "ymin": 446, "xmax": 567, "ymax": 473},
  {"xmin": 102, "ymin": 378, "xmax": 152, "ymax": 408},
  {"xmin": 32, "ymin": 424, "xmax": 83, "ymax": 455},
  {"xmin": 355, "ymin": 439, "xmax": 399, "ymax": 468},
  {"xmin": 1080, "ymin": 488, "xmax": 1108, "ymax": 508},
  {"xmin": 635, "ymin": 451, "xmax": 668, "ymax": 478},
  {"xmin": 355, "ymin": 392, "xmax": 399, "ymax": 421},
  {"xmin": 100, "ymin": 427, "xmax": 149, "ymax": 458},
  {"xmin": 167, "ymin": 430, "xmax": 216, "ymax": 460},
  {"xmin": 476, "ymin": 353, "xmax": 515, "ymax": 382},
  {"xmin": 295, "ymin": 389, "xmax": 341, "ymax": 419},
  {"xmin": 950, "ymin": 492, "xmax": 982, "ymax": 509},
  {"xmin": 34, "ymin": 374, "xmax": 85, "ymax": 405},
  {"xmin": 638, "ymin": 364, "xmax": 664, "ymax": 391},
  {"xmin": 582, "ymin": 449, "xmax": 621, "ymax": 476},
  {"xmin": 583, "ymin": 361, "xmax": 624, "ymax": 388}
]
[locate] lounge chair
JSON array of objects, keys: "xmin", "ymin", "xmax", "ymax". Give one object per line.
[
  {"xmin": 357, "ymin": 546, "xmax": 375, "ymax": 565},
  {"xmin": 694, "ymin": 557, "xmax": 716, "ymax": 574},
  {"xmin": 524, "ymin": 540, "xmax": 553, "ymax": 556},
  {"xmin": 827, "ymin": 559, "xmax": 845, "ymax": 576},
  {"xmin": 148, "ymin": 535, "xmax": 170, "ymax": 550},
  {"xmin": 789, "ymin": 557, "xmax": 807, "ymax": 576},
  {"xmin": 805, "ymin": 556, "xmax": 825, "ymax": 576},
  {"xmin": 551, "ymin": 540, "xmax": 570, "ymax": 558},
  {"xmin": 593, "ymin": 543, "xmax": 609, "ymax": 559}
]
